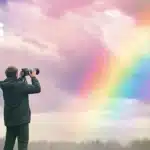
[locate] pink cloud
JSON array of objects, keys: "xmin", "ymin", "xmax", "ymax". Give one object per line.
[
  {"xmin": 0, "ymin": 0, "xmax": 149, "ymax": 115},
  {"xmin": 32, "ymin": 0, "xmax": 94, "ymax": 17}
]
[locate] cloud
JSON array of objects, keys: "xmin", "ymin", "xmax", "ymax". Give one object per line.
[
  {"xmin": 1, "ymin": 110, "xmax": 150, "ymax": 142},
  {"xmin": 0, "ymin": 0, "xmax": 149, "ymax": 117},
  {"xmin": 31, "ymin": 0, "xmax": 95, "ymax": 18},
  {"xmin": 110, "ymin": 0, "xmax": 150, "ymax": 16}
]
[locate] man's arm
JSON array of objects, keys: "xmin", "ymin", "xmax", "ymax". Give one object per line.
[
  {"xmin": 0, "ymin": 81, "xmax": 2, "ymax": 89},
  {"xmin": 19, "ymin": 70, "xmax": 41, "ymax": 94},
  {"xmin": 21, "ymin": 76, "xmax": 41, "ymax": 94},
  {"xmin": 18, "ymin": 77, "xmax": 27, "ymax": 83}
]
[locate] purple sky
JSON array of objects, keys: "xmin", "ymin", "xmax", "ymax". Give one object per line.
[
  {"xmin": 0, "ymin": 0, "xmax": 149, "ymax": 114},
  {"xmin": 0, "ymin": 0, "xmax": 150, "ymax": 142}
]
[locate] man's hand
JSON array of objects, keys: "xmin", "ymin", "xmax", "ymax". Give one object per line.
[{"xmin": 29, "ymin": 70, "xmax": 36, "ymax": 78}]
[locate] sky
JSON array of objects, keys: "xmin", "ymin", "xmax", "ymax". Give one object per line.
[{"xmin": 0, "ymin": 0, "xmax": 150, "ymax": 143}]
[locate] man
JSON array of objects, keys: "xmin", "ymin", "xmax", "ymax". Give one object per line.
[{"xmin": 0, "ymin": 66, "xmax": 41, "ymax": 150}]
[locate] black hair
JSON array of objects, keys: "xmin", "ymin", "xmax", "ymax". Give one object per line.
[{"xmin": 5, "ymin": 66, "xmax": 18, "ymax": 78}]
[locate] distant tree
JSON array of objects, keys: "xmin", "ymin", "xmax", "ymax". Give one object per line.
[
  {"xmin": 0, "ymin": 137, "xmax": 150, "ymax": 150},
  {"xmin": 129, "ymin": 139, "xmax": 150, "ymax": 150},
  {"xmin": 104, "ymin": 140, "xmax": 123, "ymax": 150}
]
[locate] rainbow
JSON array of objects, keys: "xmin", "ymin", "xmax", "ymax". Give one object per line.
[
  {"xmin": 66, "ymin": 10, "xmax": 150, "ymax": 139},
  {"xmin": 66, "ymin": 9, "xmax": 150, "ymax": 138},
  {"xmin": 81, "ymin": 26, "xmax": 150, "ymax": 102},
  {"xmin": 78, "ymin": 10, "xmax": 150, "ymax": 116}
]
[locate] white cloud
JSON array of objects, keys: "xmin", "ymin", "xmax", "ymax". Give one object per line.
[
  {"xmin": 0, "ymin": 1, "xmax": 136, "ymax": 59},
  {"xmin": 63, "ymin": 7, "xmax": 136, "ymax": 58},
  {"xmin": 1, "ymin": 112, "xmax": 150, "ymax": 142}
]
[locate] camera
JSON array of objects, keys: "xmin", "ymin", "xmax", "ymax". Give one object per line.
[{"xmin": 21, "ymin": 68, "xmax": 40, "ymax": 77}]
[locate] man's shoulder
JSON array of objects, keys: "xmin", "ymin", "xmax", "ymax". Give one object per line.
[{"xmin": 14, "ymin": 79, "xmax": 26, "ymax": 88}]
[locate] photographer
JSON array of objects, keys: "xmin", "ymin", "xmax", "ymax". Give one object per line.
[{"xmin": 0, "ymin": 66, "xmax": 41, "ymax": 150}]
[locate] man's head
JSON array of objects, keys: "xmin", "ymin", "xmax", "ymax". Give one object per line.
[{"xmin": 5, "ymin": 66, "xmax": 18, "ymax": 78}]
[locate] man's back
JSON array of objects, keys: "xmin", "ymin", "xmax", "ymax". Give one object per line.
[{"xmin": 0, "ymin": 76, "xmax": 41, "ymax": 126}]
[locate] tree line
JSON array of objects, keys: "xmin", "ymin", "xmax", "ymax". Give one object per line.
[{"xmin": 0, "ymin": 138, "xmax": 150, "ymax": 150}]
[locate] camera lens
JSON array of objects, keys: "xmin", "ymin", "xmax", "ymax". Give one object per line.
[{"xmin": 34, "ymin": 68, "xmax": 40, "ymax": 75}]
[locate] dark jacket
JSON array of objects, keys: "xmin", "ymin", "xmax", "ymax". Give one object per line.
[{"xmin": 0, "ymin": 76, "xmax": 41, "ymax": 127}]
